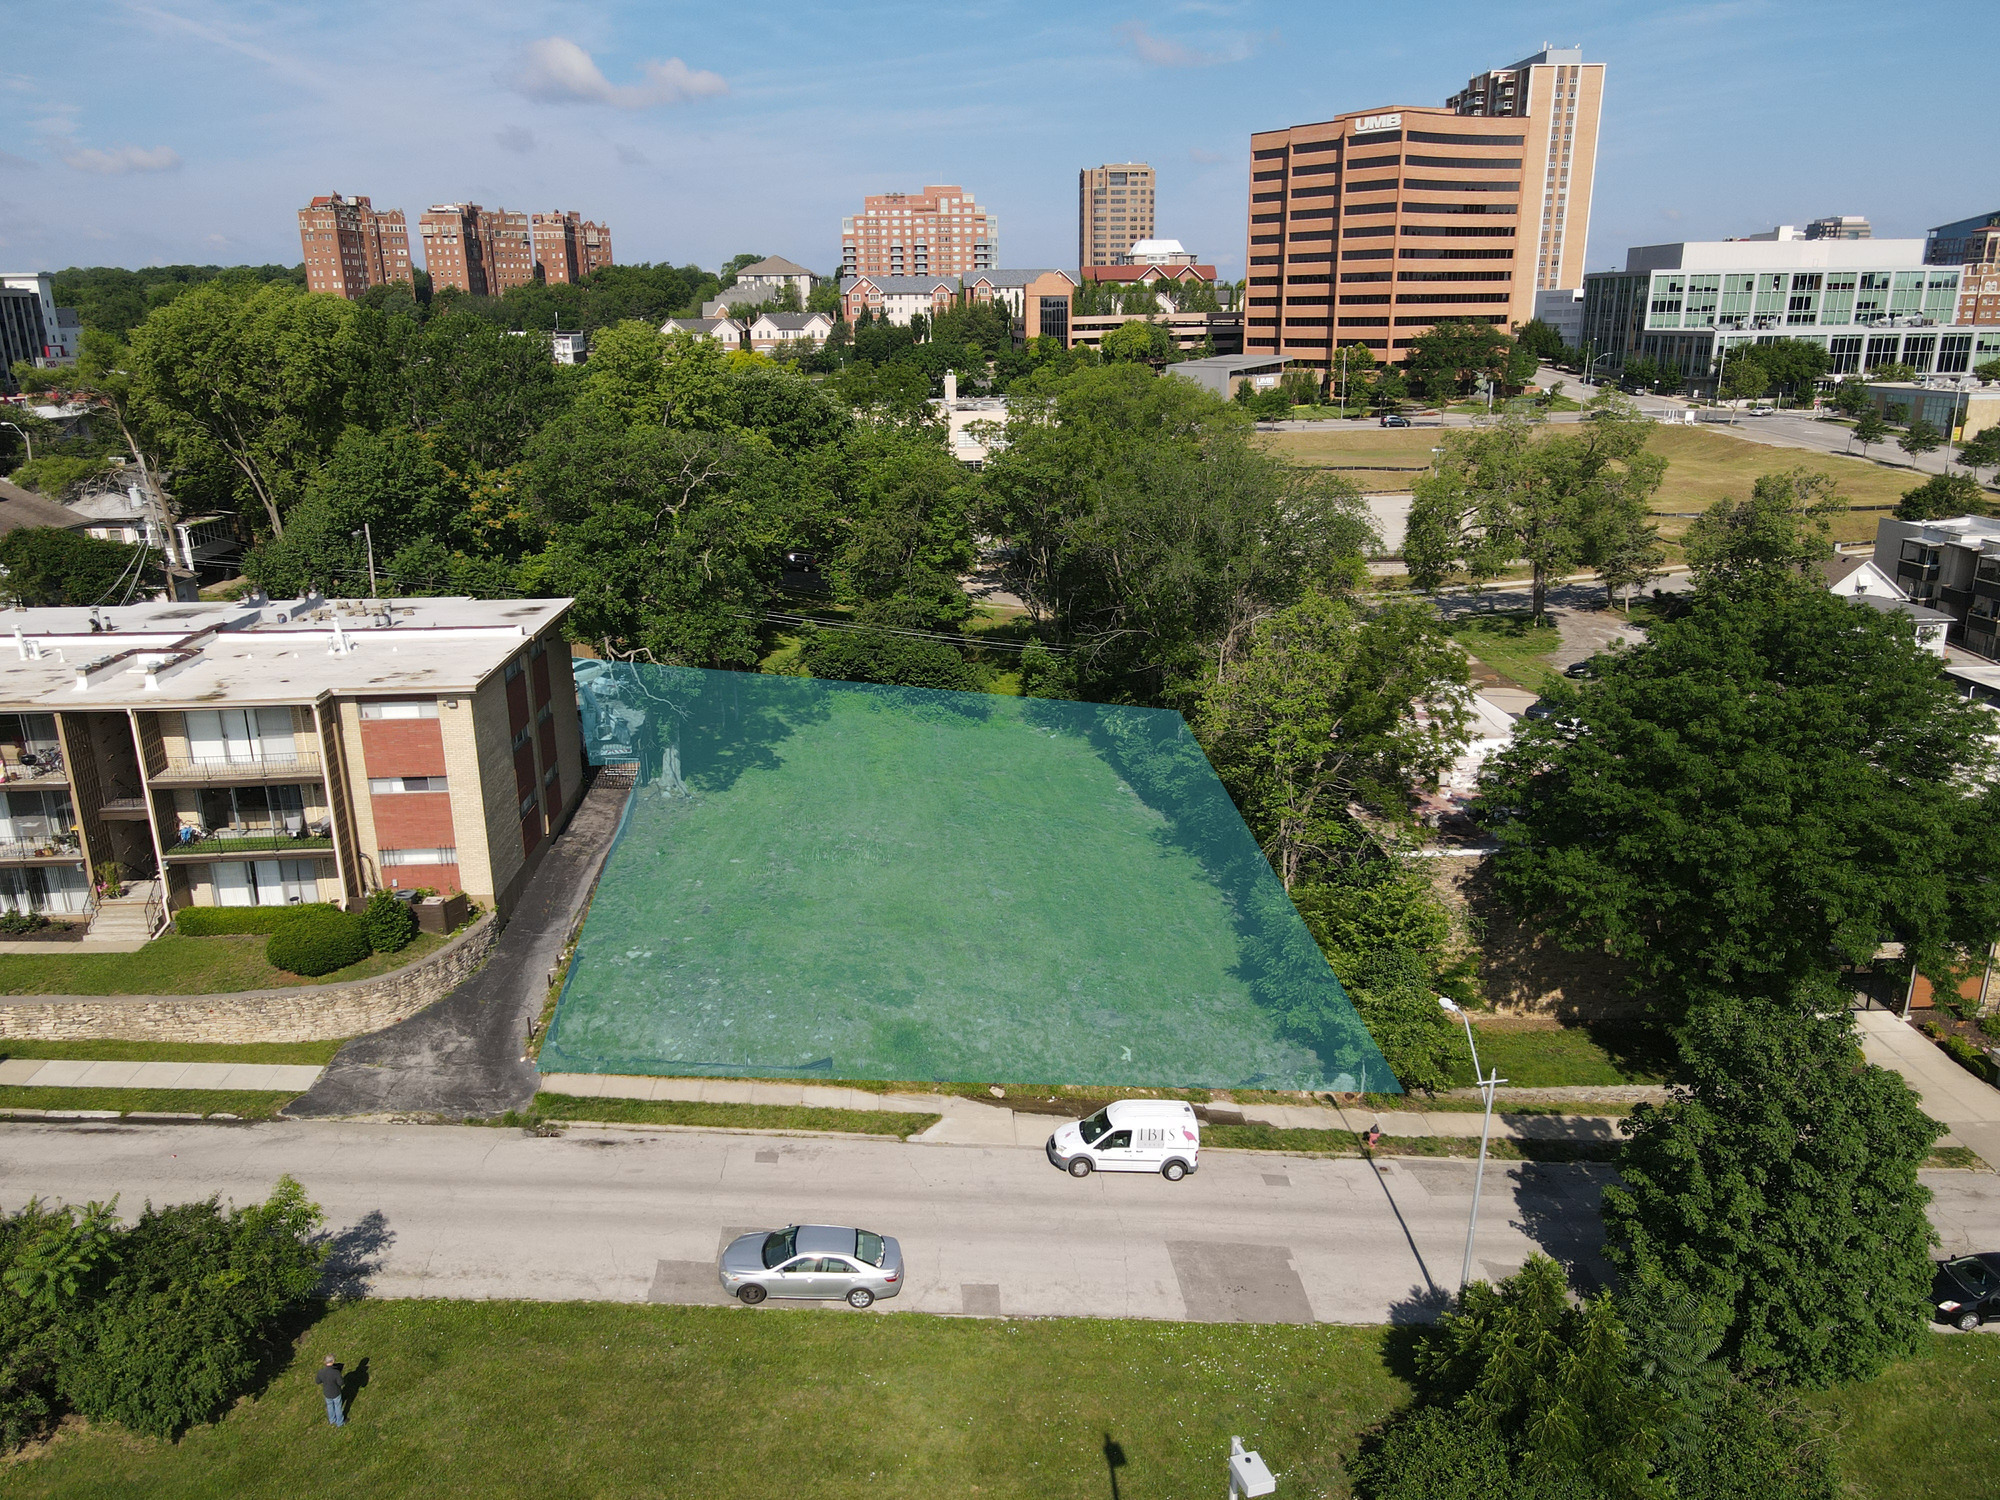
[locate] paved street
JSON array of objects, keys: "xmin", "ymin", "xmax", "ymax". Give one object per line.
[{"xmin": 3, "ymin": 1119, "xmax": 1994, "ymax": 1323}]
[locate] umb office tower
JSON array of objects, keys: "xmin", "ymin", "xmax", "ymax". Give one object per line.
[{"xmin": 1244, "ymin": 46, "xmax": 1603, "ymax": 372}]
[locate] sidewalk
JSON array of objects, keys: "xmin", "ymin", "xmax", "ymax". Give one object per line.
[
  {"xmin": 1855, "ymin": 1008, "xmax": 2000, "ymax": 1167},
  {"xmin": 0, "ymin": 1058, "xmax": 324, "ymax": 1091},
  {"xmin": 536, "ymin": 1073, "xmax": 1628, "ymax": 1147}
]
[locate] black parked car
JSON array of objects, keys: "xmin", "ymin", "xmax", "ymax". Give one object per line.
[{"xmin": 1932, "ymin": 1253, "xmax": 2000, "ymax": 1330}]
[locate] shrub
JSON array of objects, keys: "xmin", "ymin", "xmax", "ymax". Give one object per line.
[
  {"xmin": 53, "ymin": 1178, "xmax": 325, "ymax": 1440},
  {"xmin": 0, "ymin": 1200, "xmax": 76, "ymax": 1453},
  {"xmin": 176, "ymin": 902, "xmax": 337, "ymax": 937},
  {"xmin": 0, "ymin": 911, "xmax": 48, "ymax": 935},
  {"xmin": 1980, "ymin": 1011, "xmax": 2000, "ymax": 1041},
  {"xmin": 265, "ymin": 909, "xmax": 371, "ymax": 977},
  {"xmin": 1940, "ymin": 1032, "xmax": 1993, "ymax": 1082},
  {"xmin": 364, "ymin": 890, "xmax": 417, "ymax": 954},
  {"xmin": 802, "ymin": 627, "xmax": 977, "ymax": 691}
]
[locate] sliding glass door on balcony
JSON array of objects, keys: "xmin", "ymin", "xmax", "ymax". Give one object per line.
[
  {"xmin": 184, "ymin": 708, "xmax": 297, "ymax": 764},
  {"xmin": 0, "ymin": 788, "xmax": 79, "ymax": 857},
  {"xmin": 0, "ymin": 864, "xmax": 90, "ymax": 915}
]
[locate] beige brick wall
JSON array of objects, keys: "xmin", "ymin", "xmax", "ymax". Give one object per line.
[{"xmin": 0, "ymin": 914, "xmax": 498, "ymax": 1043}]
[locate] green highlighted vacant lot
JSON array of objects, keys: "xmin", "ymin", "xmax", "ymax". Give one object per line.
[{"xmin": 548, "ymin": 668, "xmax": 1394, "ymax": 1092}]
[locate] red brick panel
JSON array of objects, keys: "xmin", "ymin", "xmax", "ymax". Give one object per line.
[
  {"xmin": 359, "ymin": 719, "xmax": 447, "ymax": 777},
  {"xmin": 544, "ymin": 771, "xmax": 562, "ymax": 819},
  {"xmin": 538, "ymin": 717, "xmax": 557, "ymax": 769},
  {"xmin": 531, "ymin": 652, "xmax": 551, "ymax": 708},
  {"xmin": 513, "ymin": 740, "xmax": 537, "ymax": 799},
  {"xmin": 506, "ymin": 671, "xmax": 530, "ymax": 734},
  {"xmin": 380, "ymin": 861, "xmax": 461, "ymax": 896},
  {"xmin": 370, "ymin": 792, "xmax": 456, "ymax": 848},
  {"xmin": 520, "ymin": 808, "xmax": 543, "ymax": 855}
]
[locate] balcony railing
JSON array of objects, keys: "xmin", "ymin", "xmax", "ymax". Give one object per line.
[
  {"xmin": 164, "ymin": 825, "xmax": 335, "ymax": 859},
  {"xmin": 0, "ymin": 835, "xmax": 84, "ymax": 862},
  {"xmin": 0, "ymin": 749, "xmax": 67, "ymax": 784},
  {"xmin": 149, "ymin": 752, "xmax": 323, "ymax": 785}
]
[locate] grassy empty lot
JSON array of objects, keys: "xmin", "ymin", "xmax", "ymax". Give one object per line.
[
  {"xmin": 1442, "ymin": 611, "xmax": 1562, "ymax": 690},
  {"xmin": 0, "ymin": 1038, "xmax": 344, "ymax": 1065},
  {"xmin": 1460, "ymin": 1022, "xmax": 1673, "ymax": 1090},
  {"xmin": 0, "ymin": 929, "xmax": 449, "ymax": 996},
  {"xmin": 1261, "ymin": 421, "xmax": 1916, "ymax": 545},
  {"xmin": 546, "ymin": 672, "xmax": 1390, "ymax": 1092},
  {"xmin": 0, "ymin": 1302, "xmax": 1983, "ymax": 1500}
]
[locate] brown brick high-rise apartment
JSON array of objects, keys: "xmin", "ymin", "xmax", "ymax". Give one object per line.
[
  {"xmin": 1079, "ymin": 164, "xmax": 1155, "ymax": 273},
  {"xmin": 531, "ymin": 211, "xmax": 615, "ymax": 284},
  {"xmin": 1245, "ymin": 46, "xmax": 1603, "ymax": 373},
  {"xmin": 418, "ymin": 204, "xmax": 489, "ymax": 295},
  {"xmin": 297, "ymin": 195, "xmax": 412, "ymax": 299},
  {"xmin": 840, "ymin": 186, "xmax": 996, "ymax": 280}
]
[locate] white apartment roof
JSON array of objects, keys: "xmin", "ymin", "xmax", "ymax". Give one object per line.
[
  {"xmin": 0, "ymin": 595, "xmax": 573, "ymax": 711},
  {"xmin": 1906, "ymin": 514, "xmax": 2000, "ymax": 551},
  {"xmin": 1617, "ymin": 239, "xmax": 1930, "ymax": 274},
  {"xmin": 1128, "ymin": 239, "xmax": 1187, "ymax": 257}
]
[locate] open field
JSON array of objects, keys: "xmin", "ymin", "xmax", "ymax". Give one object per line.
[
  {"xmin": 549, "ymin": 669, "xmax": 1392, "ymax": 1092},
  {"xmin": 0, "ymin": 1300, "xmax": 1986, "ymax": 1500},
  {"xmin": 1261, "ymin": 422, "xmax": 1916, "ymax": 544},
  {"xmin": 0, "ymin": 929, "xmax": 450, "ymax": 997},
  {"xmin": 1442, "ymin": 612, "xmax": 1563, "ymax": 692}
]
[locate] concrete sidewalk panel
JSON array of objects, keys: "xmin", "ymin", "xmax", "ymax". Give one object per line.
[{"xmin": 0, "ymin": 1059, "xmax": 46, "ymax": 1086}]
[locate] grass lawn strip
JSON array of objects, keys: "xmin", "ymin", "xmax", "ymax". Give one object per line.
[
  {"xmin": 1203, "ymin": 1123, "xmax": 1619, "ymax": 1164},
  {"xmin": 0, "ymin": 1038, "xmax": 344, "ymax": 1066},
  {"xmin": 0, "ymin": 1086, "xmax": 297, "ymax": 1119},
  {"xmin": 0, "ymin": 929, "xmax": 451, "ymax": 997},
  {"xmin": 6, "ymin": 1301, "xmax": 1974, "ymax": 1499},
  {"xmin": 526, "ymin": 1093, "xmax": 940, "ymax": 1139},
  {"xmin": 0, "ymin": 1302, "xmax": 1407, "ymax": 1499},
  {"xmin": 1443, "ymin": 612, "xmax": 1562, "ymax": 691}
]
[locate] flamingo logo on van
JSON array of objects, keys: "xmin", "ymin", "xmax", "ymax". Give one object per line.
[{"xmin": 1182, "ymin": 1128, "xmax": 1197, "ymax": 1142}]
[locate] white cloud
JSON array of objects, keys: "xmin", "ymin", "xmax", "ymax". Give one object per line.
[
  {"xmin": 1118, "ymin": 22, "xmax": 1252, "ymax": 67},
  {"xmin": 506, "ymin": 38, "xmax": 726, "ymax": 108},
  {"xmin": 496, "ymin": 125, "xmax": 535, "ymax": 154},
  {"xmin": 62, "ymin": 144, "xmax": 182, "ymax": 175}
]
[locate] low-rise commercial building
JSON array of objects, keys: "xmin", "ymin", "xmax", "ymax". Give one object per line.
[
  {"xmin": 1169, "ymin": 353, "xmax": 1286, "ymax": 400},
  {"xmin": 1578, "ymin": 236, "xmax": 2000, "ymax": 390},
  {"xmin": 0, "ymin": 596, "xmax": 584, "ymax": 925},
  {"xmin": 1860, "ymin": 379, "xmax": 2000, "ymax": 443},
  {"xmin": 1875, "ymin": 514, "xmax": 2000, "ymax": 662},
  {"xmin": 0, "ymin": 274, "xmax": 82, "ymax": 392},
  {"xmin": 1067, "ymin": 310, "xmax": 1243, "ymax": 357}
]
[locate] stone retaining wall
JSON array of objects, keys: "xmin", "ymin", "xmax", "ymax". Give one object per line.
[{"xmin": 0, "ymin": 916, "xmax": 499, "ymax": 1044}]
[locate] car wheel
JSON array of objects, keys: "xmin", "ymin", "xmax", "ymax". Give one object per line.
[
  {"xmin": 1957, "ymin": 1310, "xmax": 1982, "ymax": 1332},
  {"xmin": 737, "ymin": 1284, "xmax": 768, "ymax": 1305},
  {"xmin": 1162, "ymin": 1159, "xmax": 1188, "ymax": 1182},
  {"xmin": 1068, "ymin": 1157, "xmax": 1094, "ymax": 1178},
  {"xmin": 847, "ymin": 1288, "xmax": 875, "ymax": 1309}
]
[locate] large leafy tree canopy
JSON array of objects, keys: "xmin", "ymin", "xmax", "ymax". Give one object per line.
[
  {"xmin": 1683, "ymin": 467, "xmax": 1847, "ymax": 587},
  {"xmin": 1480, "ymin": 578, "xmax": 2000, "ymax": 1010},
  {"xmin": 1405, "ymin": 398, "xmax": 1666, "ymax": 626}
]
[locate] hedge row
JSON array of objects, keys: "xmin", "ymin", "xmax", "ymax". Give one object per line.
[{"xmin": 174, "ymin": 902, "xmax": 339, "ymax": 936}]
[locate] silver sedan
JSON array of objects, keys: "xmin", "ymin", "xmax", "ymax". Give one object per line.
[{"xmin": 717, "ymin": 1224, "xmax": 905, "ymax": 1308}]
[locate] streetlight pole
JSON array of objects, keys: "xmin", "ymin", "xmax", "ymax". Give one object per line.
[
  {"xmin": 1439, "ymin": 996, "xmax": 1506, "ymax": 1294},
  {"xmin": 0, "ymin": 421, "xmax": 30, "ymax": 461}
]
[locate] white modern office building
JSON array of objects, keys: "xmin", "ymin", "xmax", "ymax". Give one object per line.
[{"xmin": 1578, "ymin": 235, "xmax": 2000, "ymax": 390}]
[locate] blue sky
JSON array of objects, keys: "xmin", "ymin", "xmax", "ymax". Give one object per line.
[{"xmin": 3, "ymin": 0, "xmax": 1992, "ymax": 282}]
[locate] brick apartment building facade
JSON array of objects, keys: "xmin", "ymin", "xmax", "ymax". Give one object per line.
[
  {"xmin": 297, "ymin": 194, "xmax": 413, "ymax": 299},
  {"xmin": 1927, "ymin": 210, "xmax": 2000, "ymax": 325},
  {"xmin": 840, "ymin": 186, "xmax": 997, "ymax": 280},
  {"xmin": 418, "ymin": 204, "xmax": 489, "ymax": 296},
  {"xmin": 0, "ymin": 596, "xmax": 584, "ymax": 926},
  {"xmin": 1079, "ymin": 164, "xmax": 1156, "ymax": 274},
  {"xmin": 531, "ymin": 211, "xmax": 615, "ymax": 285},
  {"xmin": 1245, "ymin": 46, "xmax": 1602, "ymax": 375}
]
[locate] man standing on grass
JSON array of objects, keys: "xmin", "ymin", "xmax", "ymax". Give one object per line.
[{"xmin": 316, "ymin": 1357, "xmax": 345, "ymax": 1427}]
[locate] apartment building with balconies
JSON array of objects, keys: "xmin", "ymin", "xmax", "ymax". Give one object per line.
[
  {"xmin": 0, "ymin": 596, "xmax": 584, "ymax": 929},
  {"xmin": 1877, "ymin": 514, "xmax": 2000, "ymax": 663},
  {"xmin": 296, "ymin": 194, "xmax": 413, "ymax": 300}
]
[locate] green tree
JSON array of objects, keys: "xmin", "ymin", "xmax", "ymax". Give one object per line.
[
  {"xmin": 1867, "ymin": 361, "xmax": 1917, "ymax": 383},
  {"xmin": 1849, "ymin": 405, "xmax": 1888, "ymax": 456},
  {"xmin": 822, "ymin": 428, "xmax": 979, "ymax": 630},
  {"xmin": 1718, "ymin": 354, "xmax": 1768, "ymax": 405},
  {"xmin": 1894, "ymin": 470, "xmax": 1989, "ymax": 521},
  {"xmin": 1512, "ymin": 318, "xmax": 1566, "ymax": 364},
  {"xmin": 1402, "ymin": 319, "xmax": 1514, "ymax": 402},
  {"xmin": 129, "ymin": 283, "xmax": 360, "ymax": 537},
  {"xmin": 1740, "ymin": 339, "xmax": 1830, "ymax": 404},
  {"xmin": 1957, "ymin": 425, "xmax": 2000, "ymax": 483},
  {"xmin": 1099, "ymin": 319, "xmax": 1172, "ymax": 364},
  {"xmin": 0, "ymin": 528, "xmax": 160, "ymax": 607},
  {"xmin": 1479, "ymin": 580, "xmax": 2000, "ymax": 1010},
  {"xmin": 1897, "ymin": 416, "xmax": 1944, "ymax": 461},
  {"xmin": 1604, "ymin": 999, "xmax": 1940, "ymax": 1387},
  {"xmin": 1827, "ymin": 377, "xmax": 1870, "ymax": 418},
  {"xmin": 1405, "ymin": 398, "xmax": 1666, "ymax": 626},
  {"xmin": 1596, "ymin": 516, "xmax": 1668, "ymax": 610},
  {"xmin": 800, "ymin": 627, "xmax": 976, "ymax": 690},
  {"xmin": 1339, "ymin": 946, "xmax": 1463, "ymax": 1095},
  {"xmin": 1192, "ymin": 591, "xmax": 1472, "ymax": 888},
  {"xmin": 1682, "ymin": 467, "xmax": 1846, "ymax": 586}
]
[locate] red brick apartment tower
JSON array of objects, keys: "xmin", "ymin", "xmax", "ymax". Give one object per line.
[
  {"xmin": 1245, "ymin": 47, "xmax": 1603, "ymax": 375},
  {"xmin": 418, "ymin": 204, "xmax": 488, "ymax": 295},
  {"xmin": 530, "ymin": 212, "xmax": 615, "ymax": 284},
  {"xmin": 297, "ymin": 195, "xmax": 412, "ymax": 299},
  {"xmin": 481, "ymin": 209, "xmax": 537, "ymax": 295},
  {"xmin": 840, "ymin": 186, "xmax": 996, "ymax": 280},
  {"xmin": 578, "ymin": 219, "xmax": 613, "ymax": 277}
]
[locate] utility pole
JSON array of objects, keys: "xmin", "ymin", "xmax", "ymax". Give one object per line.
[
  {"xmin": 352, "ymin": 525, "xmax": 376, "ymax": 596},
  {"xmin": 1440, "ymin": 996, "xmax": 1506, "ymax": 1293}
]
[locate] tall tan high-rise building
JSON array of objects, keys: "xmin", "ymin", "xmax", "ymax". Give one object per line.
[
  {"xmin": 840, "ymin": 186, "xmax": 996, "ymax": 281},
  {"xmin": 297, "ymin": 194, "xmax": 412, "ymax": 299},
  {"xmin": 531, "ymin": 211, "xmax": 616, "ymax": 284},
  {"xmin": 1079, "ymin": 163, "xmax": 1155, "ymax": 272},
  {"xmin": 1244, "ymin": 46, "xmax": 1603, "ymax": 372}
]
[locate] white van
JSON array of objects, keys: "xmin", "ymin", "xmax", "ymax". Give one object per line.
[{"xmin": 1046, "ymin": 1100, "xmax": 1200, "ymax": 1181}]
